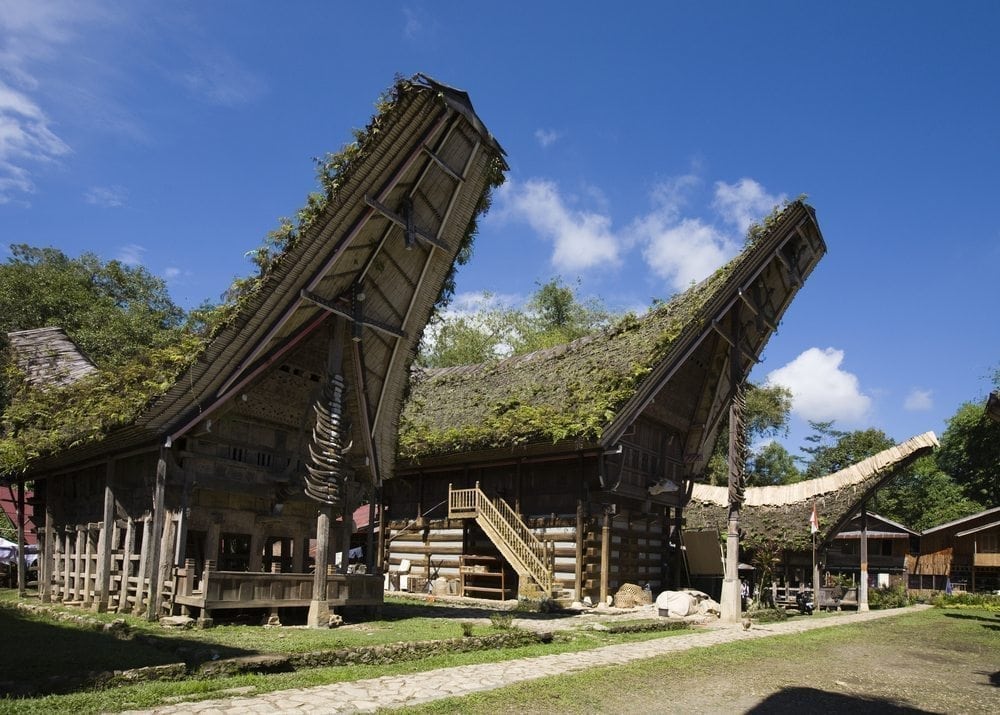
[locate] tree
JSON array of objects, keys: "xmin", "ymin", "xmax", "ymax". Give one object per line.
[
  {"xmin": 800, "ymin": 423, "xmax": 895, "ymax": 479},
  {"xmin": 419, "ymin": 278, "xmax": 611, "ymax": 368},
  {"xmin": 0, "ymin": 244, "xmax": 187, "ymax": 416},
  {"xmin": 875, "ymin": 456, "xmax": 982, "ymax": 530},
  {"xmin": 702, "ymin": 383, "xmax": 796, "ymax": 485},
  {"xmin": 936, "ymin": 399, "xmax": 1000, "ymax": 507},
  {"xmin": 0, "ymin": 244, "xmax": 185, "ymax": 367},
  {"xmin": 747, "ymin": 441, "xmax": 801, "ymax": 486}
]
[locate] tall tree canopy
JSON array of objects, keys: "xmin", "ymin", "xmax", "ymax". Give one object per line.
[
  {"xmin": 0, "ymin": 244, "xmax": 185, "ymax": 368},
  {"xmin": 875, "ymin": 455, "xmax": 983, "ymax": 531},
  {"xmin": 935, "ymin": 395, "xmax": 1000, "ymax": 508},
  {"xmin": 799, "ymin": 421, "xmax": 896, "ymax": 479}
]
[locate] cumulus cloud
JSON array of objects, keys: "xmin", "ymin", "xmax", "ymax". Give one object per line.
[
  {"xmin": 766, "ymin": 347, "xmax": 872, "ymax": 423},
  {"xmin": 713, "ymin": 178, "xmax": 786, "ymax": 234},
  {"xmin": 83, "ymin": 184, "xmax": 127, "ymax": 207},
  {"xmin": 534, "ymin": 128, "xmax": 560, "ymax": 148},
  {"xmin": 904, "ymin": 388, "xmax": 933, "ymax": 411},
  {"xmin": 498, "ymin": 179, "xmax": 620, "ymax": 272},
  {"xmin": 117, "ymin": 243, "xmax": 146, "ymax": 266}
]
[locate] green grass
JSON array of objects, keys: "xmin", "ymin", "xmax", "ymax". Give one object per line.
[{"xmin": 0, "ymin": 591, "xmax": 693, "ymax": 714}]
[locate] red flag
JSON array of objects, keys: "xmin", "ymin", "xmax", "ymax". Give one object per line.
[{"xmin": 809, "ymin": 502, "xmax": 819, "ymax": 534}]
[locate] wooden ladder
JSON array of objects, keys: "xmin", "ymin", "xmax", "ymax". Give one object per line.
[{"xmin": 448, "ymin": 483, "xmax": 553, "ymax": 596}]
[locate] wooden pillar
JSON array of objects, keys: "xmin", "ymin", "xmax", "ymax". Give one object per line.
[
  {"xmin": 340, "ymin": 494, "xmax": 352, "ymax": 574},
  {"xmin": 174, "ymin": 475, "xmax": 192, "ymax": 567},
  {"xmin": 366, "ymin": 493, "xmax": 377, "ymax": 574},
  {"xmin": 135, "ymin": 515, "xmax": 151, "ymax": 614},
  {"xmin": 376, "ymin": 493, "xmax": 386, "ymax": 574},
  {"xmin": 156, "ymin": 511, "xmax": 178, "ymax": 616},
  {"xmin": 72, "ymin": 525, "xmax": 85, "ymax": 601},
  {"xmin": 249, "ymin": 531, "xmax": 265, "ymax": 571},
  {"xmin": 205, "ymin": 521, "xmax": 221, "ymax": 565},
  {"xmin": 41, "ymin": 493, "xmax": 54, "ymax": 603},
  {"xmin": 95, "ymin": 461, "xmax": 116, "ymax": 612},
  {"xmin": 146, "ymin": 454, "xmax": 167, "ymax": 620},
  {"xmin": 600, "ymin": 510, "xmax": 611, "ymax": 605},
  {"xmin": 574, "ymin": 500, "xmax": 584, "ymax": 602},
  {"xmin": 117, "ymin": 517, "xmax": 136, "ymax": 613},
  {"xmin": 308, "ymin": 506, "xmax": 333, "ymax": 627},
  {"xmin": 63, "ymin": 527, "xmax": 73, "ymax": 601},
  {"xmin": 16, "ymin": 481, "xmax": 27, "ymax": 596},
  {"xmin": 292, "ymin": 533, "xmax": 305, "ymax": 573},
  {"xmin": 859, "ymin": 505, "xmax": 869, "ymax": 612}
]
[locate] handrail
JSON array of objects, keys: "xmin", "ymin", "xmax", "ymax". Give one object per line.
[{"xmin": 448, "ymin": 484, "xmax": 552, "ymax": 594}]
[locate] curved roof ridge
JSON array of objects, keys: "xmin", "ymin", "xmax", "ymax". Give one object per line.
[{"xmin": 690, "ymin": 431, "xmax": 939, "ymax": 507}]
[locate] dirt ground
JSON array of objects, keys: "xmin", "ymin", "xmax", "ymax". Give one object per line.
[{"xmin": 407, "ymin": 606, "xmax": 999, "ymax": 714}]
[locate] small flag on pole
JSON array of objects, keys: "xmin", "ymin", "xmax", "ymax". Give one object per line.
[{"xmin": 809, "ymin": 502, "xmax": 819, "ymax": 534}]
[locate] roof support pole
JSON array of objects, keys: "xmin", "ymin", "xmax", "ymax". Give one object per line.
[
  {"xmin": 859, "ymin": 504, "xmax": 870, "ymax": 612},
  {"xmin": 95, "ymin": 460, "xmax": 116, "ymax": 612},
  {"xmin": 721, "ymin": 309, "xmax": 746, "ymax": 624},
  {"xmin": 16, "ymin": 480, "xmax": 26, "ymax": 597},
  {"xmin": 308, "ymin": 317, "xmax": 346, "ymax": 628},
  {"xmin": 146, "ymin": 452, "xmax": 167, "ymax": 620}
]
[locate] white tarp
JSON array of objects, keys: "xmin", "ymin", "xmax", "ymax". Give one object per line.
[{"xmin": 0, "ymin": 536, "xmax": 37, "ymax": 567}]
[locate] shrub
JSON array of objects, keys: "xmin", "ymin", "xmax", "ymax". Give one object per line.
[
  {"xmin": 460, "ymin": 621, "xmax": 475, "ymax": 637},
  {"xmin": 868, "ymin": 584, "xmax": 910, "ymax": 609},
  {"xmin": 930, "ymin": 592, "xmax": 1000, "ymax": 611},
  {"xmin": 489, "ymin": 612, "xmax": 514, "ymax": 630}
]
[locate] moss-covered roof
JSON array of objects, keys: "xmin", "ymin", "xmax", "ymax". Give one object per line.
[
  {"xmin": 683, "ymin": 432, "xmax": 939, "ymax": 551},
  {"xmin": 399, "ymin": 200, "xmax": 819, "ymax": 461},
  {"xmin": 2, "ymin": 75, "xmax": 506, "ymax": 477}
]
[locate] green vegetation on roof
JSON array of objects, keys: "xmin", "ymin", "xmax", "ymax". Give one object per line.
[{"xmin": 398, "ymin": 201, "xmax": 808, "ymax": 461}]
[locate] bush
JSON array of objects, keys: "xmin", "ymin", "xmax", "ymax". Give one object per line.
[
  {"xmin": 931, "ymin": 592, "xmax": 1000, "ymax": 611},
  {"xmin": 460, "ymin": 621, "xmax": 475, "ymax": 637},
  {"xmin": 489, "ymin": 612, "xmax": 514, "ymax": 630},
  {"xmin": 868, "ymin": 584, "xmax": 910, "ymax": 610},
  {"xmin": 745, "ymin": 607, "xmax": 789, "ymax": 623}
]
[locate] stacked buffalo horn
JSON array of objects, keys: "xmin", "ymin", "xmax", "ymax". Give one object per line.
[{"xmin": 305, "ymin": 373, "xmax": 353, "ymax": 505}]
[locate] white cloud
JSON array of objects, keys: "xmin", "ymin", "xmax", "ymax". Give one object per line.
[
  {"xmin": 0, "ymin": 80, "xmax": 71, "ymax": 201},
  {"xmin": 83, "ymin": 184, "xmax": 127, "ymax": 207},
  {"xmin": 497, "ymin": 179, "xmax": 620, "ymax": 272},
  {"xmin": 766, "ymin": 347, "xmax": 872, "ymax": 423},
  {"xmin": 117, "ymin": 243, "xmax": 146, "ymax": 266},
  {"xmin": 402, "ymin": 7, "xmax": 424, "ymax": 39},
  {"xmin": 173, "ymin": 51, "xmax": 265, "ymax": 107},
  {"xmin": 712, "ymin": 178, "xmax": 786, "ymax": 234},
  {"xmin": 904, "ymin": 388, "xmax": 933, "ymax": 411},
  {"xmin": 638, "ymin": 217, "xmax": 737, "ymax": 289},
  {"xmin": 534, "ymin": 128, "xmax": 560, "ymax": 148}
]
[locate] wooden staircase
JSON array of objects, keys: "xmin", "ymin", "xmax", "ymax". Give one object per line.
[{"xmin": 448, "ymin": 483, "xmax": 554, "ymax": 597}]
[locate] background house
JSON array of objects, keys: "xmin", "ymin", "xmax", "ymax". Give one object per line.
[{"xmin": 908, "ymin": 506, "xmax": 1000, "ymax": 594}]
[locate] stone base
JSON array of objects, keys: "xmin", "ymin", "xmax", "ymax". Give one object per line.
[{"xmin": 307, "ymin": 599, "xmax": 330, "ymax": 628}]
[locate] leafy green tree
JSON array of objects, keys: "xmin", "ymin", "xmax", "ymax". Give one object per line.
[
  {"xmin": 702, "ymin": 383, "xmax": 795, "ymax": 485},
  {"xmin": 936, "ymin": 399, "xmax": 1000, "ymax": 507},
  {"xmin": 747, "ymin": 440, "xmax": 801, "ymax": 486},
  {"xmin": 419, "ymin": 278, "xmax": 611, "ymax": 368},
  {"xmin": 800, "ymin": 423, "xmax": 895, "ymax": 478},
  {"xmin": 0, "ymin": 244, "xmax": 185, "ymax": 367},
  {"xmin": 875, "ymin": 456, "xmax": 983, "ymax": 530}
]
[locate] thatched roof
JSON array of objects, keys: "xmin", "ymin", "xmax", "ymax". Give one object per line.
[
  {"xmin": 6, "ymin": 328, "xmax": 96, "ymax": 387},
  {"xmin": 399, "ymin": 200, "xmax": 826, "ymax": 466},
  {"xmin": 11, "ymin": 75, "xmax": 506, "ymax": 480},
  {"xmin": 684, "ymin": 431, "xmax": 939, "ymax": 550}
]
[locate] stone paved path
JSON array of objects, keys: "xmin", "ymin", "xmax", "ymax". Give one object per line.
[{"xmin": 123, "ymin": 606, "xmax": 924, "ymax": 714}]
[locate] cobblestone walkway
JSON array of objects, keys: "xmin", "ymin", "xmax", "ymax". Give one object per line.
[{"xmin": 123, "ymin": 606, "xmax": 924, "ymax": 714}]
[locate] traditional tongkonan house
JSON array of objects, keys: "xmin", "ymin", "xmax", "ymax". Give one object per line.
[
  {"xmin": 1, "ymin": 75, "xmax": 507, "ymax": 625},
  {"xmin": 683, "ymin": 432, "xmax": 939, "ymax": 608},
  {"xmin": 384, "ymin": 200, "xmax": 826, "ymax": 604}
]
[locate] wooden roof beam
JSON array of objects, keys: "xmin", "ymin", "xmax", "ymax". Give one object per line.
[
  {"xmin": 365, "ymin": 196, "xmax": 452, "ymax": 252},
  {"xmin": 300, "ymin": 289, "xmax": 406, "ymax": 340}
]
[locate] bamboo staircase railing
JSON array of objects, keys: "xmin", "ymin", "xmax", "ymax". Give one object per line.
[{"xmin": 448, "ymin": 483, "xmax": 553, "ymax": 596}]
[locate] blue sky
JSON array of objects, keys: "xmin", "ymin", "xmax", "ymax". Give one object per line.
[{"xmin": 1, "ymin": 1, "xmax": 998, "ymax": 458}]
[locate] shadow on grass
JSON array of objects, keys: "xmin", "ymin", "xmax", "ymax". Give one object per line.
[
  {"xmin": 941, "ymin": 611, "xmax": 1000, "ymax": 623},
  {"xmin": 0, "ymin": 605, "xmax": 254, "ymax": 697},
  {"xmin": 746, "ymin": 687, "xmax": 931, "ymax": 714},
  {"xmin": 375, "ymin": 599, "xmax": 577, "ymax": 623}
]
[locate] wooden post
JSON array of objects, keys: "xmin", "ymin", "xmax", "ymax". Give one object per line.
[
  {"xmin": 205, "ymin": 521, "xmax": 221, "ymax": 565},
  {"xmin": 72, "ymin": 525, "xmax": 85, "ymax": 601},
  {"xmin": 574, "ymin": 500, "xmax": 584, "ymax": 602},
  {"xmin": 155, "ymin": 511, "xmax": 177, "ymax": 616},
  {"xmin": 600, "ymin": 510, "xmax": 611, "ymax": 606},
  {"xmin": 376, "ymin": 493, "xmax": 386, "ymax": 574},
  {"xmin": 721, "ymin": 309, "xmax": 745, "ymax": 624},
  {"xmin": 292, "ymin": 533, "xmax": 305, "ymax": 573},
  {"xmin": 341, "ymin": 492, "xmax": 352, "ymax": 574},
  {"xmin": 859, "ymin": 504, "xmax": 869, "ymax": 612},
  {"xmin": 41, "ymin": 492, "xmax": 54, "ymax": 603},
  {"xmin": 117, "ymin": 517, "xmax": 136, "ymax": 613},
  {"xmin": 366, "ymin": 494, "xmax": 377, "ymax": 574},
  {"xmin": 63, "ymin": 527, "xmax": 74, "ymax": 601},
  {"xmin": 308, "ymin": 505, "xmax": 332, "ymax": 627},
  {"xmin": 16, "ymin": 481, "xmax": 27, "ymax": 596},
  {"xmin": 96, "ymin": 461, "xmax": 116, "ymax": 612},
  {"xmin": 135, "ymin": 514, "xmax": 151, "ymax": 614},
  {"xmin": 146, "ymin": 454, "xmax": 167, "ymax": 620},
  {"xmin": 249, "ymin": 531, "xmax": 264, "ymax": 571}
]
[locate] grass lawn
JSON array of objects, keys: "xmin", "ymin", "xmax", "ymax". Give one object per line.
[{"xmin": 0, "ymin": 590, "xmax": 694, "ymax": 714}]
